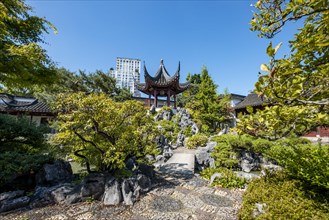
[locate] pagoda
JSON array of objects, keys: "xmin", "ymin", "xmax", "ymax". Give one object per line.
[{"xmin": 135, "ymin": 60, "xmax": 190, "ymax": 109}]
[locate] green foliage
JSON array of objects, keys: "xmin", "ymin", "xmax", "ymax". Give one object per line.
[
  {"xmin": 0, "ymin": 0, "xmax": 58, "ymax": 90},
  {"xmin": 236, "ymin": 105, "xmax": 328, "ymax": 140},
  {"xmin": 157, "ymin": 119, "xmax": 178, "ymax": 142},
  {"xmin": 177, "ymin": 73, "xmax": 201, "ymax": 108},
  {"xmin": 239, "ymin": 171, "xmax": 329, "ymax": 220},
  {"xmin": 211, "ymin": 134, "xmax": 274, "ymax": 168},
  {"xmin": 182, "ymin": 125, "xmax": 193, "ymax": 137},
  {"xmin": 266, "ymin": 143, "xmax": 329, "ymax": 190},
  {"xmin": 51, "ymin": 92, "xmax": 159, "ymax": 173},
  {"xmin": 248, "ymin": 0, "xmax": 329, "ymax": 139},
  {"xmin": 201, "ymin": 167, "xmax": 248, "ymax": 189},
  {"xmin": 0, "ymin": 114, "xmax": 53, "ymax": 187},
  {"xmin": 31, "ymin": 68, "xmax": 132, "ymax": 103},
  {"xmin": 185, "ymin": 133, "xmax": 208, "ymax": 149},
  {"xmin": 185, "ymin": 67, "xmax": 231, "ymax": 134}
]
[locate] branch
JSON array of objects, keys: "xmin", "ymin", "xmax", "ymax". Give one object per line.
[
  {"xmin": 91, "ymin": 118, "xmax": 116, "ymax": 145},
  {"xmin": 74, "ymin": 149, "xmax": 95, "ymax": 173},
  {"xmin": 73, "ymin": 130, "xmax": 105, "ymax": 154}
]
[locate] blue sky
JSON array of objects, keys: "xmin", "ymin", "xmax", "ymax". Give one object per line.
[{"xmin": 27, "ymin": 0, "xmax": 301, "ymax": 95}]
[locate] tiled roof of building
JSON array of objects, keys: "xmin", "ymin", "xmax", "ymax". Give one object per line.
[
  {"xmin": 0, "ymin": 93, "xmax": 53, "ymax": 114},
  {"xmin": 230, "ymin": 93, "xmax": 246, "ymax": 100},
  {"xmin": 234, "ymin": 93, "xmax": 266, "ymax": 109}
]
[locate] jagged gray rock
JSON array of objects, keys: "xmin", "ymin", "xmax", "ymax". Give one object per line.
[
  {"xmin": 235, "ymin": 171, "xmax": 260, "ymax": 181},
  {"xmin": 51, "ymin": 184, "xmax": 75, "ymax": 204},
  {"xmin": 103, "ymin": 177, "xmax": 122, "ymax": 205},
  {"xmin": 80, "ymin": 173, "xmax": 106, "ymax": 200},
  {"xmin": 35, "ymin": 160, "xmax": 73, "ymax": 186},
  {"xmin": 122, "ymin": 179, "xmax": 136, "ymax": 206},
  {"xmin": 0, "ymin": 196, "xmax": 30, "ymax": 213},
  {"xmin": 176, "ymin": 132, "xmax": 185, "ymax": 147},
  {"xmin": 0, "ymin": 190, "xmax": 24, "ymax": 202},
  {"xmin": 239, "ymin": 150, "xmax": 261, "ymax": 173},
  {"xmin": 209, "ymin": 173, "xmax": 222, "ymax": 185}
]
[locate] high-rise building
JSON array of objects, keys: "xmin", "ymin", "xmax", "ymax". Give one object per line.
[{"xmin": 110, "ymin": 57, "xmax": 141, "ymax": 97}]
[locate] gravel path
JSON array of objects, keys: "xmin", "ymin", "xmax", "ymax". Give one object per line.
[{"xmin": 0, "ymin": 171, "xmax": 244, "ymax": 220}]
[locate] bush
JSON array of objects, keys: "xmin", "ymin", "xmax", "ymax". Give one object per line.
[
  {"xmin": 239, "ymin": 172, "xmax": 329, "ymax": 219},
  {"xmin": 185, "ymin": 133, "xmax": 208, "ymax": 149},
  {"xmin": 0, "ymin": 114, "xmax": 54, "ymax": 189},
  {"xmin": 211, "ymin": 142, "xmax": 239, "ymax": 168},
  {"xmin": 211, "ymin": 134, "xmax": 255, "ymax": 168},
  {"xmin": 182, "ymin": 125, "xmax": 193, "ymax": 137},
  {"xmin": 266, "ymin": 143, "xmax": 329, "ymax": 191},
  {"xmin": 201, "ymin": 167, "xmax": 248, "ymax": 189},
  {"xmin": 211, "ymin": 134, "xmax": 255, "ymax": 151},
  {"xmin": 157, "ymin": 119, "xmax": 177, "ymax": 142}
]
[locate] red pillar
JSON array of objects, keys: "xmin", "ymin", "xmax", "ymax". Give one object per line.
[
  {"xmin": 148, "ymin": 94, "xmax": 151, "ymax": 108},
  {"xmin": 174, "ymin": 94, "xmax": 177, "ymax": 109},
  {"xmin": 154, "ymin": 90, "xmax": 157, "ymax": 108}
]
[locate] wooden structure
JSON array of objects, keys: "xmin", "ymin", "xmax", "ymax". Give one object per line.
[
  {"xmin": 135, "ymin": 60, "xmax": 190, "ymax": 108},
  {"xmin": 0, "ymin": 93, "xmax": 54, "ymax": 126}
]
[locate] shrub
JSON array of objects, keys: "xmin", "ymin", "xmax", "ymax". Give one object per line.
[
  {"xmin": 157, "ymin": 120, "xmax": 176, "ymax": 141},
  {"xmin": 252, "ymin": 138, "xmax": 274, "ymax": 154},
  {"xmin": 201, "ymin": 167, "xmax": 248, "ymax": 189},
  {"xmin": 182, "ymin": 125, "xmax": 193, "ymax": 137},
  {"xmin": 211, "ymin": 142, "xmax": 239, "ymax": 168},
  {"xmin": 185, "ymin": 133, "xmax": 208, "ymax": 149},
  {"xmin": 211, "ymin": 134, "xmax": 255, "ymax": 168},
  {"xmin": 211, "ymin": 134, "xmax": 254, "ymax": 151},
  {"xmin": 0, "ymin": 114, "xmax": 54, "ymax": 189},
  {"xmin": 266, "ymin": 143, "xmax": 329, "ymax": 191},
  {"xmin": 239, "ymin": 172, "xmax": 329, "ymax": 219}
]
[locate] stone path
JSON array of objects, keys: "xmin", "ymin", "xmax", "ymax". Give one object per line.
[
  {"xmin": 1, "ymin": 149, "xmax": 244, "ymax": 220},
  {"xmin": 159, "ymin": 148, "xmax": 196, "ymax": 177},
  {"xmin": 1, "ymin": 173, "xmax": 244, "ymax": 220}
]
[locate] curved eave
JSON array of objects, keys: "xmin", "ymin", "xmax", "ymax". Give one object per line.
[{"xmin": 176, "ymin": 81, "xmax": 191, "ymax": 94}]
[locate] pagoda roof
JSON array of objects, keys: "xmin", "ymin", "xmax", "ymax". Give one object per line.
[{"xmin": 135, "ymin": 60, "xmax": 190, "ymax": 96}]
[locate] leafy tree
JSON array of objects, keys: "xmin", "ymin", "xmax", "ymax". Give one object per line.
[
  {"xmin": 0, "ymin": 0, "xmax": 58, "ymax": 90},
  {"xmin": 177, "ymin": 73, "xmax": 201, "ymax": 107},
  {"xmin": 0, "ymin": 114, "xmax": 53, "ymax": 188},
  {"xmin": 239, "ymin": 0, "xmax": 329, "ymax": 138},
  {"xmin": 31, "ymin": 68, "xmax": 132, "ymax": 103},
  {"xmin": 251, "ymin": 0, "xmax": 328, "ymax": 111},
  {"xmin": 186, "ymin": 67, "xmax": 231, "ymax": 133},
  {"xmin": 51, "ymin": 92, "xmax": 158, "ymax": 173},
  {"xmin": 236, "ymin": 105, "xmax": 328, "ymax": 140}
]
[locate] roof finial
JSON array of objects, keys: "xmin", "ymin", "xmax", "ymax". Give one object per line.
[{"xmin": 160, "ymin": 59, "xmax": 164, "ymax": 65}]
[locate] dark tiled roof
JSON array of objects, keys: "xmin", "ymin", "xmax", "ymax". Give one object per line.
[
  {"xmin": 230, "ymin": 93, "xmax": 246, "ymax": 99},
  {"xmin": 0, "ymin": 93, "xmax": 53, "ymax": 114},
  {"xmin": 234, "ymin": 93, "xmax": 266, "ymax": 109}
]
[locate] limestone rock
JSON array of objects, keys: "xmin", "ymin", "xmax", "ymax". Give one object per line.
[
  {"xmin": 36, "ymin": 160, "xmax": 73, "ymax": 186},
  {"xmin": 103, "ymin": 177, "xmax": 122, "ymax": 205},
  {"xmin": 0, "ymin": 190, "xmax": 24, "ymax": 202},
  {"xmin": 80, "ymin": 173, "xmax": 106, "ymax": 200},
  {"xmin": 0, "ymin": 196, "xmax": 30, "ymax": 213},
  {"xmin": 209, "ymin": 173, "xmax": 222, "ymax": 185},
  {"xmin": 239, "ymin": 150, "xmax": 260, "ymax": 173}
]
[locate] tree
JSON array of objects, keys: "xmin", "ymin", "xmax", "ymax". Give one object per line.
[
  {"xmin": 177, "ymin": 73, "xmax": 201, "ymax": 107},
  {"xmin": 186, "ymin": 67, "xmax": 231, "ymax": 133},
  {"xmin": 51, "ymin": 92, "xmax": 158, "ymax": 173},
  {"xmin": 251, "ymin": 0, "xmax": 328, "ymax": 108},
  {"xmin": 0, "ymin": 0, "xmax": 58, "ymax": 89},
  {"xmin": 29, "ymin": 68, "xmax": 132, "ymax": 103},
  {"xmin": 238, "ymin": 0, "xmax": 329, "ymax": 138},
  {"xmin": 0, "ymin": 114, "xmax": 53, "ymax": 188}
]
